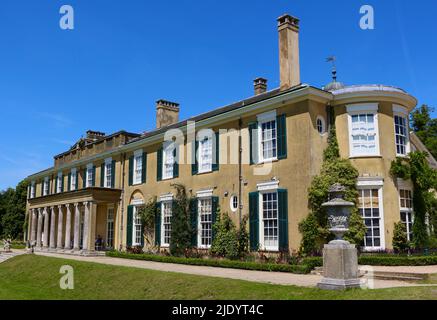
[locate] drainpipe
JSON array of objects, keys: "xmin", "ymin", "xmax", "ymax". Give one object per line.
[
  {"xmin": 119, "ymin": 152, "xmax": 126, "ymax": 251},
  {"xmin": 238, "ymin": 117, "xmax": 243, "ymax": 224}
]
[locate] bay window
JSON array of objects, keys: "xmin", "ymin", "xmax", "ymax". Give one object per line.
[
  {"xmin": 347, "ymin": 104, "xmax": 380, "ymax": 157},
  {"xmin": 393, "ymin": 105, "xmax": 410, "ymax": 156},
  {"xmin": 358, "ymin": 185, "xmax": 385, "ymax": 250}
]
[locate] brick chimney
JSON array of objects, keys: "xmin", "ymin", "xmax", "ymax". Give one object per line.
[
  {"xmin": 254, "ymin": 77, "xmax": 268, "ymax": 95},
  {"xmin": 277, "ymin": 14, "xmax": 301, "ymax": 90},
  {"xmin": 86, "ymin": 130, "xmax": 106, "ymax": 141},
  {"xmin": 156, "ymin": 99, "xmax": 180, "ymax": 129}
]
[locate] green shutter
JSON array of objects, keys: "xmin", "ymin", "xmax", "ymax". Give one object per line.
[
  {"xmin": 278, "ymin": 189, "xmax": 289, "ymax": 251},
  {"xmin": 54, "ymin": 176, "xmax": 58, "ymax": 194},
  {"xmin": 48, "ymin": 177, "xmax": 51, "ymax": 194},
  {"xmin": 92, "ymin": 166, "xmax": 96, "ymax": 187},
  {"xmin": 173, "ymin": 147, "xmax": 179, "ymax": 178},
  {"xmin": 67, "ymin": 173, "xmax": 71, "ymax": 192},
  {"xmin": 100, "ymin": 163, "xmax": 105, "ymax": 187},
  {"xmin": 277, "ymin": 114, "xmax": 287, "ymax": 159},
  {"xmin": 75, "ymin": 170, "xmax": 78, "ymax": 190},
  {"xmin": 60, "ymin": 175, "xmax": 64, "ymax": 192},
  {"xmin": 212, "ymin": 132, "xmax": 219, "ymax": 171},
  {"xmin": 190, "ymin": 198, "xmax": 198, "ymax": 247},
  {"xmin": 141, "ymin": 152, "xmax": 147, "ymax": 183},
  {"xmin": 192, "ymin": 140, "xmax": 198, "ymax": 175},
  {"xmin": 249, "ymin": 192, "xmax": 259, "ymax": 251},
  {"xmin": 155, "ymin": 202, "xmax": 161, "ymax": 246},
  {"xmin": 249, "ymin": 122, "xmax": 259, "ymax": 165},
  {"xmin": 40, "ymin": 181, "xmax": 43, "ymax": 197},
  {"xmin": 126, "ymin": 205, "xmax": 133, "ymax": 248},
  {"xmin": 128, "ymin": 156, "xmax": 134, "ymax": 186},
  {"xmin": 157, "ymin": 147, "xmax": 163, "ymax": 181},
  {"xmin": 211, "ymin": 196, "xmax": 219, "ymax": 241},
  {"xmin": 83, "ymin": 169, "xmax": 87, "ymax": 188},
  {"xmin": 111, "ymin": 160, "xmax": 115, "ymax": 188}
]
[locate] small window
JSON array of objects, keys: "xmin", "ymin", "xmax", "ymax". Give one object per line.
[
  {"xmin": 134, "ymin": 153, "xmax": 143, "ymax": 184},
  {"xmin": 198, "ymin": 135, "xmax": 213, "ymax": 173},
  {"xmin": 316, "ymin": 116, "xmax": 326, "ymax": 134},
  {"xmin": 162, "ymin": 142, "xmax": 175, "ymax": 179},
  {"xmin": 86, "ymin": 166, "xmax": 93, "ymax": 187},
  {"xmin": 105, "ymin": 162, "xmax": 112, "ymax": 188},
  {"xmin": 230, "ymin": 195, "xmax": 238, "ymax": 212}
]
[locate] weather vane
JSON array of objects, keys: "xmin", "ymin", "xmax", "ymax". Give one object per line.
[{"xmin": 326, "ymin": 55, "xmax": 337, "ymax": 82}]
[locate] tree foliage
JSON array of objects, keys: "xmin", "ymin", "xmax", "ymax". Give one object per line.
[
  {"xmin": 392, "ymin": 221, "xmax": 410, "ymax": 253},
  {"xmin": 411, "ymin": 104, "xmax": 437, "ymax": 159},
  {"xmin": 299, "ymin": 127, "xmax": 366, "ymax": 255},
  {"xmin": 390, "ymin": 151, "xmax": 437, "ymax": 248},
  {"xmin": 169, "ymin": 184, "xmax": 194, "ymax": 256},
  {"xmin": 0, "ymin": 179, "xmax": 29, "ymax": 239}
]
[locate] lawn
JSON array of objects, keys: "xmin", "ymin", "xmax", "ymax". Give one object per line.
[{"xmin": 0, "ymin": 255, "xmax": 436, "ymax": 300}]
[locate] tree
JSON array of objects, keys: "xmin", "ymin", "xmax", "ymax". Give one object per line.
[
  {"xmin": 211, "ymin": 209, "xmax": 239, "ymax": 260},
  {"xmin": 392, "ymin": 222, "xmax": 410, "ymax": 253},
  {"xmin": 0, "ymin": 179, "xmax": 29, "ymax": 239},
  {"xmin": 411, "ymin": 105, "xmax": 437, "ymax": 159},
  {"xmin": 169, "ymin": 184, "xmax": 193, "ymax": 256},
  {"xmin": 298, "ymin": 127, "xmax": 366, "ymax": 255},
  {"xmin": 390, "ymin": 151, "xmax": 437, "ymax": 248}
]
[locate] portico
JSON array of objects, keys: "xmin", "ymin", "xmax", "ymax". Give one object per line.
[{"xmin": 27, "ymin": 187, "xmax": 121, "ymax": 255}]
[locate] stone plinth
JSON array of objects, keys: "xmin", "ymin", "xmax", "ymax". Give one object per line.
[{"xmin": 317, "ymin": 240, "xmax": 361, "ymax": 290}]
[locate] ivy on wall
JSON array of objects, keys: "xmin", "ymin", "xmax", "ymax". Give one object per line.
[
  {"xmin": 390, "ymin": 151, "xmax": 437, "ymax": 248},
  {"xmin": 298, "ymin": 126, "xmax": 366, "ymax": 256}
]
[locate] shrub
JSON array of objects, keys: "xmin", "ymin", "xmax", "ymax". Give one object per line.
[
  {"xmin": 392, "ymin": 221, "xmax": 410, "ymax": 253},
  {"xmin": 236, "ymin": 215, "xmax": 249, "ymax": 258},
  {"xmin": 106, "ymin": 251, "xmax": 313, "ymax": 274},
  {"xmin": 170, "ymin": 184, "xmax": 193, "ymax": 256},
  {"xmin": 211, "ymin": 210, "xmax": 239, "ymax": 260},
  {"xmin": 358, "ymin": 255, "xmax": 437, "ymax": 266}
]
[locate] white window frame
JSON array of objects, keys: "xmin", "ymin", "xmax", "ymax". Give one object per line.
[
  {"xmin": 86, "ymin": 163, "xmax": 93, "ymax": 188},
  {"xmin": 70, "ymin": 168, "xmax": 77, "ymax": 191},
  {"xmin": 196, "ymin": 190, "xmax": 213, "ymax": 249},
  {"xmin": 197, "ymin": 130, "xmax": 214, "ymax": 174},
  {"xmin": 257, "ymin": 181, "xmax": 279, "ymax": 251},
  {"xmin": 357, "ymin": 179, "xmax": 385, "ymax": 251},
  {"xmin": 133, "ymin": 150, "xmax": 143, "ymax": 185},
  {"xmin": 393, "ymin": 105, "xmax": 410, "ymax": 157},
  {"xmin": 316, "ymin": 115, "xmax": 326, "ymax": 135},
  {"xmin": 160, "ymin": 198, "xmax": 173, "ymax": 247},
  {"xmin": 43, "ymin": 177, "xmax": 49, "ymax": 196},
  {"xmin": 104, "ymin": 158, "xmax": 112, "ymax": 188},
  {"xmin": 132, "ymin": 204, "xmax": 143, "ymax": 246},
  {"xmin": 257, "ymin": 110, "xmax": 278, "ymax": 163},
  {"xmin": 347, "ymin": 103, "xmax": 380, "ymax": 158},
  {"xmin": 56, "ymin": 172, "xmax": 63, "ymax": 193},
  {"xmin": 162, "ymin": 142, "xmax": 175, "ymax": 180},
  {"xmin": 30, "ymin": 181, "xmax": 36, "ymax": 198},
  {"xmin": 106, "ymin": 205, "xmax": 115, "ymax": 249},
  {"xmin": 399, "ymin": 189, "xmax": 414, "ymax": 242}
]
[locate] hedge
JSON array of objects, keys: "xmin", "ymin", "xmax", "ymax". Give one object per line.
[
  {"xmin": 106, "ymin": 251, "xmax": 313, "ymax": 274},
  {"xmin": 358, "ymin": 255, "xmax": 437, "ymax": 266}
]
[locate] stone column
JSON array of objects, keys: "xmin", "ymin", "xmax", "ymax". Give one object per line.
[
  {"xmin": 43, "ymin": 207, "xmax": 50, "ymax": 249},
  {"xmin": 73, "ymin": 203, "xmax": 80, "ymax": 250},
  {"xmin": 82, "ymin": 201, "xmax": 90, "ymax": 251},
  {"xmin": 36, "ymin": 208, "xmax": 43, "ymax": 248},
  {"xmin": 64, "ymin": 204, "xmax": 72, "ymax": 250},
  {"xmin": 49, "ymin": 206, "xmax": 56, "ymax": 249},
  {"xmin": 31, "ymin": 209, "xmax": 37, "ymax": 242},
  {"xmin": 56, "ymin": 205, "xmax": 64, "ymax": 249}
]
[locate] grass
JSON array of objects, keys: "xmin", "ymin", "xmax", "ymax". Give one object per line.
[{"xmin": 0, "ymin": 255, "xmax": 437, "ymax": 300}]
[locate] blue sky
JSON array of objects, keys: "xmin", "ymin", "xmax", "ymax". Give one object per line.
[{"xmin": 0, "ymin": 0, "xmax": 436, "ymax": 190}]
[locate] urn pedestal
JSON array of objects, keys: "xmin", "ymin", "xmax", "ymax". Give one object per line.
[{"xmin": 317, "ymin": 240, "xmax": 361, "ymax": 290}]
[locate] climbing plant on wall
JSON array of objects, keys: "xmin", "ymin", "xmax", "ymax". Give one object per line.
[
  {"xmin": 390, "ymin": 151, "xmax": 437, "ymax": 248},
  {"xmin": 298, "ymin": 126, "xmax": 366, "ymax": 256}
]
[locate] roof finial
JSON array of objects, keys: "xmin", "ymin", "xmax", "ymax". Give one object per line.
[{"xmin": 326, "ymin": 55, "xmax": 337, "ymax": 82}]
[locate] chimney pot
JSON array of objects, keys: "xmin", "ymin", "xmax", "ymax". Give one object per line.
[
  {"xmin": 278, "ymin": 13, "xmax": 301, "ymax": 90},
  {"xmin": 254, "ymin": 77, "xmax": 268, "ymax": 95},
  {"xmin": 156, "ymin": 99, "xmax": 180, "ymax": 129}
]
